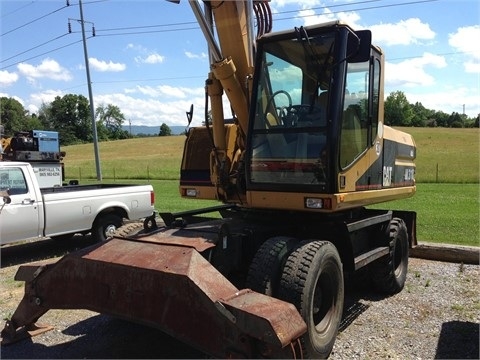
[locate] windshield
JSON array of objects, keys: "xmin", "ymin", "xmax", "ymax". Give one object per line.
[{"xmin": 248, "ymin": 31, "xmax": 335, "ymax": 189}]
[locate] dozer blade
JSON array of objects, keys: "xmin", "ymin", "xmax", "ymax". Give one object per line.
[{"xmin": 1, "ymin": 237, "xmax": 306, "ymax": 358}]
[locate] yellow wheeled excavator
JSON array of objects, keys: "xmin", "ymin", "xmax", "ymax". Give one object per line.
[{"xmin": 1, "ymin": 1, "xmax": 416, "ymax": 358}]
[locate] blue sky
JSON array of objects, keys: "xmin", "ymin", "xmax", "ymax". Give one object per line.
[{"xmin": 1, "ymin": 0, "xmax": 479, "ymax": 128}]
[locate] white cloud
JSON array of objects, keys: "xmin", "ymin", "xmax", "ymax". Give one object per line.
[
  {"xmin": 185, "ymin": 51, "xmax": 207, "ymax": 60},
  {"xmin": 298, "ymin": 8, "xmax": 361, "ymax": 29},
  {"xmin": 28, "ymin": 89, "xmax": 65, "ymax": 114},
  {"xmin": 385, "ymin": 52, "xmax": 447, "ymax": 87},
  {"xmin": 449, "ymin": 25, "xmax": 480, "ymax": 73},
  {"xmin": 125, "ymin": 85, "xmax": 202, "ymax": 99},
  {"xmin": 95, "ymin": 92, "xmax": 207, "ymax": 126},
  {"xmin": 404, "ymin": 86, "xmax": 479, "ymax": 117},
  {"xmin": 127, "ymin": 43, "xmax": 165, "ymax": 64},
  {"xmin": 135, "ymin": 53, "xmax": 165, "ymax": 64},
  {"xmin": 88, "ymin": 58, "xmax": 126, "ymax": 72},
  {"xmin": 370, "ymin": 18, "xmax": 435, "ymax": 46},
  {"xmin": 0, "ymin": 70, "xmax": 19, "ymax": 87},
  {"xmin": 0, "ymin": 93, "xmax": 24, "ymax": 106},
  {"xmin": 17, "ymin": 58, "xmax": 72, "ymax": 81}
]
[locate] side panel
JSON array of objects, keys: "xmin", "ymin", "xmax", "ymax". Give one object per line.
[{"xmin": 42, "ymin": 185, "xmax": 154, "ymax": 237}]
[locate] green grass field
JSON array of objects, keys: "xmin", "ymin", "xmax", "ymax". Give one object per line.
[{"xmin": 62, "ymin": 128, "xmax": 480, "ymax": 247}]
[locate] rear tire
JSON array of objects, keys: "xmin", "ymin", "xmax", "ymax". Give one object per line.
[
  {"xmin": 92, "ymin": 214, "xmax": 123, "ymax": 242},
  {"xmin": 246, "ymin": 236, "xmax": 297, "ymax": 296},
  {"xmin": 279, "ymin": 240, "xmax": 344, "ymax": 359},
  {"xmin": 371, "ymin": 218, "xmax": 409, "ymax": 294}
]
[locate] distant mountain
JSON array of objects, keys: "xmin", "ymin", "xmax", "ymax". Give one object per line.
[{"xmin": 122, "ymin": 125, "xmax": 186, "ymax": 136}]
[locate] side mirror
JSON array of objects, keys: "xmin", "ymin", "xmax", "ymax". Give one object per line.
[
  {"xmin": 186, "ymin": 104, "xmax": 194, "ymax": 126},
  {"xmin": 347, "ymin": 30, "xmax": 371, "ymax": 63},
  {"xmin": 1, "ymin": 190, "xmax": 11, "ymax": 204}
]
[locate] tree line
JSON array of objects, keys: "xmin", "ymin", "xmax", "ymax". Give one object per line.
[
  {"xmin": 1, "ymin": 92, "xmax": 478, "ymax": 146},
  {"xmin": 0, "ymin": 94, "xmax": 173, "ymax": 145},
  {"xmin": 385, "ymin": 91, "xmax": 478, "ymax": 128}
]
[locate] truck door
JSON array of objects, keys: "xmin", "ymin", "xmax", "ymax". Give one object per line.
[{"xmin": 0, "ymin": 165, "xmax": 41, "ymax": 244}]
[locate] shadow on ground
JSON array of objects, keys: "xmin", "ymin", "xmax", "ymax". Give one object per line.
[{"xmin": 435, "ymin": 321, "xmax": 479, "ymax": 359}]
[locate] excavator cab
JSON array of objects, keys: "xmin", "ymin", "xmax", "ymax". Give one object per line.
[
  {"xmin": 247, "ymin": 23, "xmax": 372, "ymax": 192},
  {"xmin": 244, "ymin": 22, "xmax": 415, "ymax": 212}
]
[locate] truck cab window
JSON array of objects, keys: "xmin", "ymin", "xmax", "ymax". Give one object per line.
[
  {"xmin": 340, "ymin": 60, "xmax": 369, "ymax": 168},
  {"xmin": 0, "ymin": 167, "xmax": 28, "ymax": 195}
]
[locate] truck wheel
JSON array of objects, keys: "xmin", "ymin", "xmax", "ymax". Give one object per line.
[
  {"xmin": 279, "ymin": 240, "xmax": 344, "ymax": 359},
  {"xmin": 246, "ymin": 236, "xmax": 297, "ymax": 296},
  {"xmin": 371, "ymin": 218, "xmax": 409, "ymax": 294},
  {"xmin": 92, "ymin": 214, "xmax": 123, "ymax": 242},
  {"xmin": 113, "ymin": 222, "xmax": 145, "ymax": 238}
]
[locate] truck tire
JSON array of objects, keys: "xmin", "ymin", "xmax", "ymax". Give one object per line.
[
  {"xmin": 246, "ymin": 236, "xmax": 297, "ymax": 296},
  {"xmin": 279, "ymin": 240, "xmax": 344, "ymax": 359},
  {"xmin": 371, "ymin": 218, "xmax": 409, "ymax": 294},
  {"xmin": 113, "ymin": 222, "xmax": 146, "ymax": 238},
  {"xmin": 92, "ymin": 213, "xmax": 123, "ymax": 242}
]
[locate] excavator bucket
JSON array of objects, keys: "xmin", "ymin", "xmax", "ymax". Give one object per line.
[{"xmin": 1, "ymin": 223, "xmax": 307, "ymax": 358}]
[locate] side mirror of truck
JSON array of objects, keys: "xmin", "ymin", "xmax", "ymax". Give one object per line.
[
  {"xmin": 1, "ymin": 190, "xmax": 11, "ymax": 204},
  {"xmin": 0, "ymin": 190, "xmax": 11, "ymax": 215}
]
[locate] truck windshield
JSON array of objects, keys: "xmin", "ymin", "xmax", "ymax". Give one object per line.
[{"xmin": 249, "ymin": 31, "xmax": 335, "ymax": 190}]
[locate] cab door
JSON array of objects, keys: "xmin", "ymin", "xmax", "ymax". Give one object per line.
[{"xmin": 0, "ymin": 165, "xmax": 41, "ymax": 244}]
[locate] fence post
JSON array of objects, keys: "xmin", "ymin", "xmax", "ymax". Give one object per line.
[{"xmin": 436, "ymin": 163, "xmax": 439, "ymax": 183}]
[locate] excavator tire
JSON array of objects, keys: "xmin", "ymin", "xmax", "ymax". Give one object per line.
[
  {"xmin": 113, "ymin": 222, "xmax": 146, "ymax": 238},
  {"xmin": 371, "ymin": 218, "xmax": 409, "ymax": 294},
  {"xmin": 246, "ymin": 236, "xmax": 297, "ymax": 296},
  {"xmin": 279, "ymin": 240, "xmax": 344, "ymax": 359}
]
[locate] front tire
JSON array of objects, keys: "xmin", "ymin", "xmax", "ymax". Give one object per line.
[
  {"xmin": 92, "ymin": 213, "xmax": 123, "ymax": 242},
  {"xmin": 279, "ymin": 240, "xmax": 344, "ymax": 359}
]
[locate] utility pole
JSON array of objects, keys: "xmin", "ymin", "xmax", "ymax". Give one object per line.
[{"xmin": 78, "ymin": 0, "xmax": 102, "ymax": 181}]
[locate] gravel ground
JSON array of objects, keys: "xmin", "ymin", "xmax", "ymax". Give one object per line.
[{"xmin": 1, "ymin": 237, "xmax": 479, "ymax": 359}]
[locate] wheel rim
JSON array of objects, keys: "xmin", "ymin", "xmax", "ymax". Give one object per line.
[
  {"xmin": 104, "ymin": 224, "xmax": 117, "ymax": 238},
  {"xmin": 312, "ymin": 263, "xmax": 337, "ymax": 333},
  {"xmin": 393, "ymin": 236, "xmax": 405, "ymax": 277}
]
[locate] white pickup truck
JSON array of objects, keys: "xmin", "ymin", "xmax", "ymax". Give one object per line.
[{"xmin": 0, "ymin": 161, "xmax": 155, "ymax": 245}]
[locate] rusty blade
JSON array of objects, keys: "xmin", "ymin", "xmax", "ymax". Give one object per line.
[{"xmin": 2, "ymin": 238, "xmax": 306, "ymax": 357}]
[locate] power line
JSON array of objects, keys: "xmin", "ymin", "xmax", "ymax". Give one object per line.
[
  {"xmin": 274, "ymin": 0, "xmax": 439, "ymax": 23},
  {"xmin": 0, "ymin": 0, "xmax": 454, "ymax": 74},
  {"xmin": 0, "ymin": 0, "xmax": 38, "ymax": 19},
  {"xmin": 0, "ymin": 0, "xmax": 442, "ymax": 67},
  {"xmin": 1, "ymin": 33, "xmax": 70, "ymax": 64},
  {"xmin": 1, "ymin": 4, "xmax": 71, "ymax": 37},
  {"xmin": 0, "ymin": 38, "xmax": 89, "ymax": 71}
]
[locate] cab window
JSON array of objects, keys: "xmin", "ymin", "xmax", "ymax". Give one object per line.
[
  {"xmin": 0, "ymin": 167, "xmax": 28, "ymax": 195},
  {"xmin": 339, "ymin": 60, "xmax": 369, "ymax": 168}
]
